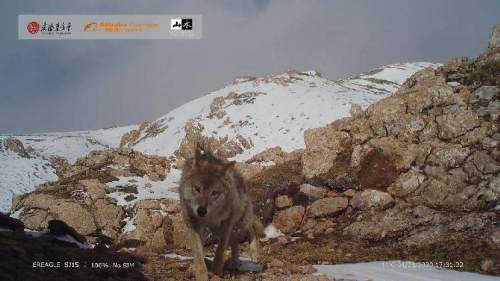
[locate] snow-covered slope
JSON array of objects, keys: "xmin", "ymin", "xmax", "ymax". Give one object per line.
[
  {"xmin": 0, "ymin": 125, "xmax": 136, "ymax": 212},
  {"xmin": 132, "ymin": 62, "xmax": 438, "ymax": 161},
  {"xmin": 0, "ymin": 62, "xmax": 438, "ymax": 213},
  {"xmin": 10, "ymin": 125, "xmax": 137, "ymax": 163}
]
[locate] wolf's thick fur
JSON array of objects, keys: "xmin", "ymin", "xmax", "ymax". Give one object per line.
[{"xmin": 179, "ymin": 147, "xmax": 264, "ymax": 280}]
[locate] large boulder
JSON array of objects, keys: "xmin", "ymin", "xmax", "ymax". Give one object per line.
[
  {"xmin": 302, "ymin": 126, "xmax": 351, "ymax": 179},
  {"xmin": 48, "ymin": 201, "xmax": 97, "ymax": 235},
  {"xmin": 273, "ymin": 206, "xmax": 306, "ymax": 233}
]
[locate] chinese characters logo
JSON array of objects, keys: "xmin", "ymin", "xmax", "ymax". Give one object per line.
[
  {"xmin": 39, "ymin": 21, "xmax": 72, "ymax": 34},
  {"xmin": 170, "ymin": 18, "xmax": 192, "ymax": 30}
]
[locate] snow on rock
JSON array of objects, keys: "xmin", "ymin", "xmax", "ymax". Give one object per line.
[
  {"xmin": 314, "ymin": 261, "xmax": 500, "ymax": 281},
  {"xmin": 105, "ymin": 168, "xmax": 181, "ymax": 207},
  {"xmin": 121, "ymin": 216, "xmax": 136, "ymax": 234}
]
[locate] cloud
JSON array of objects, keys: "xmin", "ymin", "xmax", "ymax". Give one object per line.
[{"xmin": 0, "ymin": 0, "xmax": 499, "ymax": 134}]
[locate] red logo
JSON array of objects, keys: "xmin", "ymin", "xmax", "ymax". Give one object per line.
[{"xmin": 27, "ymin": 21, "xmax": 40, "ymax": 34}]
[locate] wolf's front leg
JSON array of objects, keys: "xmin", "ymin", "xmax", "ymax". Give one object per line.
[
  {"xmin": 249, "ymin": 235, "xmax": 259, "ymax": 262},
  {"xmin": 230, "ymin": 235, "xmax": 241, "ymax": 270},
  {"xmin": 188, "ymin": 228, "xmax": 208, "ymax": 281},
  {"xmin": 213, "ymin": 218, "xmax": 237, "ymax": 276}
]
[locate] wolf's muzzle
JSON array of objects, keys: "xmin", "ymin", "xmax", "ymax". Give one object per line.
[{"xmin": 197, "ymin": 206, "xmax": 207, "ymax": 217}]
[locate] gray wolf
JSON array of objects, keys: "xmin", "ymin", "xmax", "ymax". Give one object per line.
[{"xmin": 179, "ymin": 146, "xmax": 264, "ymax": 280}]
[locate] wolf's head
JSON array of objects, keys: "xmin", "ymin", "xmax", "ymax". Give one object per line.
[{"xmin": 181, "ymin": 146, "xmax": 236, "ymax": 218}]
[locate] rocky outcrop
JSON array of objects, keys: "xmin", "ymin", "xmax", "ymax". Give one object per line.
[
  {"xmin": 56, "ymin": 148, "xmax": 170, "ymax": 181},
  {"xmin": 1, "ymin": 137, "xmax": 30, "ymax": 158},
  {"xmin": 208, "ymin": 91, "xmax": 266, "ymax": 119},
  {"xmin": 176, "ymin": 121, "xmax": 254, "ymax": 160},
  {"xmin": 14, "ymin": 179, "xmax": 116, "ymax": 237},
  {"xmin": 246, "ymin": 29, "xmax": 500, "ymax": 275},
  {"xmin": 489, "ymin": 24, "xmax": 500, "ymax": 49},
  {"xmin": 120, "ymin": 121, "xmax": 149, "ymax": 148},
  {"xmin": 11, "ymin": 148, "xmax": 174, "ymax": 251}
]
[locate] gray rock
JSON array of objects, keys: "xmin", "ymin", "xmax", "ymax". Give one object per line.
[
  {"xmin": 308, "ymin": 197, "xmax": 348, "ymax": 217},
  {"xmin": 299, "ymin": 184, "xmax": 327, "ymax": 201},
  {"xmin": 404, "ymin": 226, "xmax": 446, "ymax": 246},
  {"xmin": 351, "ymin": 190, "xmax": 394, "ymax": 210},
  {"xmin": 428, "ymin": 143, "xmax": 470, "ymax": 168},
  {"xmin": 488, "ymin": 100, "xmax": 500, "ymax": 121},
  {"xmin": 449, "ymin": 213, "xmax": 495, "ymax": 232},
  {"xmin": 436, "ymin": 110, "xmax": 480, "ymax": 140},
  {"xmin": 471, "ymin": 151, "xmax": 500, "ymax": 174},
  {"xmin": 411, "ymin": 179, "xmax": 450, "ymax": 208},
  {"xmin": 388, "ymin": 170, "xmax": 426, "ymax": 197},
  {"xmin": 343, "ymin": 206, "xmax": 420, "ymax": 241},
  {"xmin": 474, "ymin": 86, "xmax": 499, "ymax": 102}
]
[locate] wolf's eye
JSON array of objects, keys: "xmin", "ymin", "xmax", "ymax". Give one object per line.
[
  {"xmin": 211, "ymin": 191, "xmax": 220, "ymax": 198},
  {"xmin": 194, "ymin": 185, "xmax": 201, "ymax": 193}
]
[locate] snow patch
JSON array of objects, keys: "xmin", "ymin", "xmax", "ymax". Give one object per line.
[
  {"xmin": 122, "ymin": 216, "xmax": 136, "ymax": 233},
  {"xmin": 262, "ymin": 224, "xmax": 283, "ymax": 241},
  {"xmin": 314, "ymin": 261, "xmax": 500, "ymax": 281}
]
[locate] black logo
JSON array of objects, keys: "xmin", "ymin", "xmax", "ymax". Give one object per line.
[
  {"xmin": 172, "ymin": 21, "xmax": 181, "ymax": 29},
  {"xmin": 181, "ymin": 19, "xmax": 192, "ymax": 30},
  {"xmin": 40, "ymin": 21, "xmax": 72, "ymax": 33}
]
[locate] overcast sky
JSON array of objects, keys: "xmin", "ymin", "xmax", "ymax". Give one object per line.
[{"xmin": 0, "ymin": 0, "xmax": 498, "ymax": 134}]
